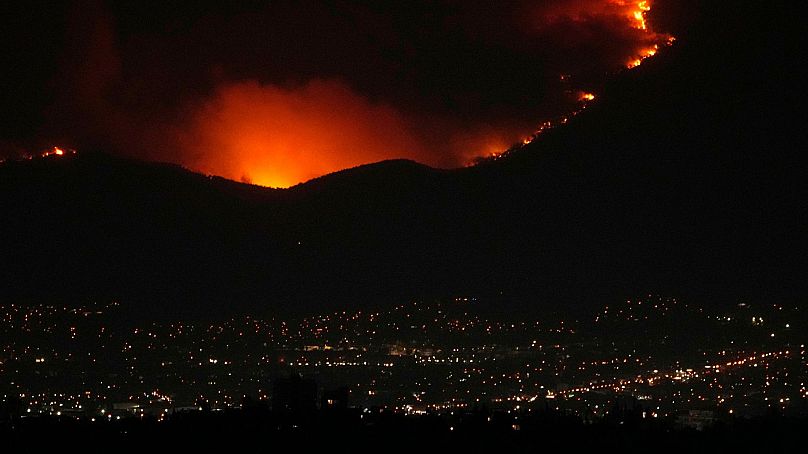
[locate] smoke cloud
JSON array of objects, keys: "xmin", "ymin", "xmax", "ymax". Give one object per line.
[{"xmin": 180, "ymin": 79, "xmax": 429, "ymax": 187}]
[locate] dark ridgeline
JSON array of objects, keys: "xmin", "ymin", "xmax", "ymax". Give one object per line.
[{"xmin": 0, "ymin": 2, "xmax": 804, "ymax": 321}]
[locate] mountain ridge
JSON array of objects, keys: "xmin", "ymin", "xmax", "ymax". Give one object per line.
[{"xmin": 1, "ymin": 2, "xmax": 804, "ymax": 320}]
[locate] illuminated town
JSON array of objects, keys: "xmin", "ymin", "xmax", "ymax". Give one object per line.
[{"xmin": 2, "ymin": 296, "xmax": 804, "ymax": 429}]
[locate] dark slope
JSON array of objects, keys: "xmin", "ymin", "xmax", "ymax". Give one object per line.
[
  {"xmin": 482, "ymin": 1, "xmax": 807, "ymax": 305},
  {"xmin": 271, "ymin": 2, "xmax": 806, "ymax": 314},
  {"xmin": 1, "ymin": 2, "xmax": 804, "ymax": 319},
  {"xmin": 0, "ymin": 154, "xmax": 461, "ymax": 318},
  {"xmin": 0, "ymin": 153, "xmax": 289, "ymax": 317}
]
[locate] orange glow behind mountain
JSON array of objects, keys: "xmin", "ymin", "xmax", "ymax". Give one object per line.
[
  {"xmin": 174, "ymin": 1, "xmax": 673, "ymax": 188},
  {"xmin": 181, "ymin": 80, "xmax": 431, "ymax": 188}
]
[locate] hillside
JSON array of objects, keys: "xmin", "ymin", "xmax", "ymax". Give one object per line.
[{"xmin": 1, "ymin": 2, "xmax": 804, "ymax": 319}]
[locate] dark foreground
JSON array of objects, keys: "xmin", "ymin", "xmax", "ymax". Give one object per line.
[{"xmin": 3, "ymin": 409, "xmax": 806, "ymax": 453}]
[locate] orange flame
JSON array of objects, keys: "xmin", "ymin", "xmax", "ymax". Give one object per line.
[
  {"xmin": 633, "ymin": 1, "xmax": 651, "ymax": 30},
  {"xmin": 39, "ymin": 146, "xmax": 74, "ymax": 158},
  {"xmin": 620, "ymin": 1, "xmax": 675, "ymax": 69},
  {"xmin": 625, "ymin": 42, "xmax": 669, "ymax": 69},
  {"xmin": 579, "ymin": 92, "xmax": 596, "ymax": 102},
  {"xmin": 499, "ymin": 1, "xmax": 674, "ymax": 161},
  {"xmin": 606, "ymin": 0, "xmax": 651, "ymax": 30}
]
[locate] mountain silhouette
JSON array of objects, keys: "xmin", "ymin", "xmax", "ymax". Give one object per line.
[{"xmin": 1, "ymin": 2, "xmax": 804, "ymax": 320}]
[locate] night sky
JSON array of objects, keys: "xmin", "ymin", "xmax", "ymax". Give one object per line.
[{"xmin": 1, "ymin": 0, "xmax": 682, "ymax": 187}]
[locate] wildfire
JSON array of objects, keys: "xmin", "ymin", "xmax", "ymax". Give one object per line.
[
  {"xmin": 626, "ymin": 39, "xmax": 674, "ymax": 69},
  {"xmin": 608, "ymin": 0, "xmax": 651, "ymax": 30},
  {"xmin": 101, "ymin": 0, "xmax": 677, "ymax": 186},
  {"xmin": 627, "ymin": 48, "xmax": 656, "ymax": 68},
  {"xmin": 166, "ymin": 1, "xmax": 679, "ymax": 184},
  {"xmin": 488, "ymin": 1, "xmax": 675, "ymax": 163},
  {"xmin": 183, "ymin": 79, "xmax": 432, "ymax": 188},
  {"xmin": 0, "ymin": 146, "xmax": 76, "ymax": 166},
  {"xmin": 621, "ymin": 1, "xmax": 676, "ymax": 69},
  {"xmin": 632, "ymin": 1, "xmax": 651, "ymax": 30},
  {"xmin": 41, "ymin": 146, "xmax": 75, "ymax": 158},
  {"xmin": 578, "ymin": 92, "xmax": 596, "ymax": 102}
]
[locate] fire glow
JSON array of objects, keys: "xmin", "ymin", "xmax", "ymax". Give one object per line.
[
  {"xmin": 484, "ymin": 1, "xmax": 674, "ymax": 160},
  {"xmin": 180, "ymin": 80, "xmax": 432, "ymax": 188},
  {"xmin": 631, "ymin": 0, "xmax": 651, "ymax": 30},
  {"xmin": 621, "ymin": 1, "xmax": 675, "ymax": 68},
  {"xmin": 49, "ymin": 0, "xmax": 673, "ymax": 187},
  {"xmin": 0, "ymin": 146, "xmax": 75, "ymax": 164},
  {"xmin": 39, "ymin": 146, "xmax": 79, "ymax": 160},
  {"xmin": 186, "ymin": 0, "xmax": 673, "ymax": 187}
]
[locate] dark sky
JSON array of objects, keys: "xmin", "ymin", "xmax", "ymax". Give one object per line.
[{"xmin": 1, "ymin": 0, "xmax": 681, "ymax": 186}]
